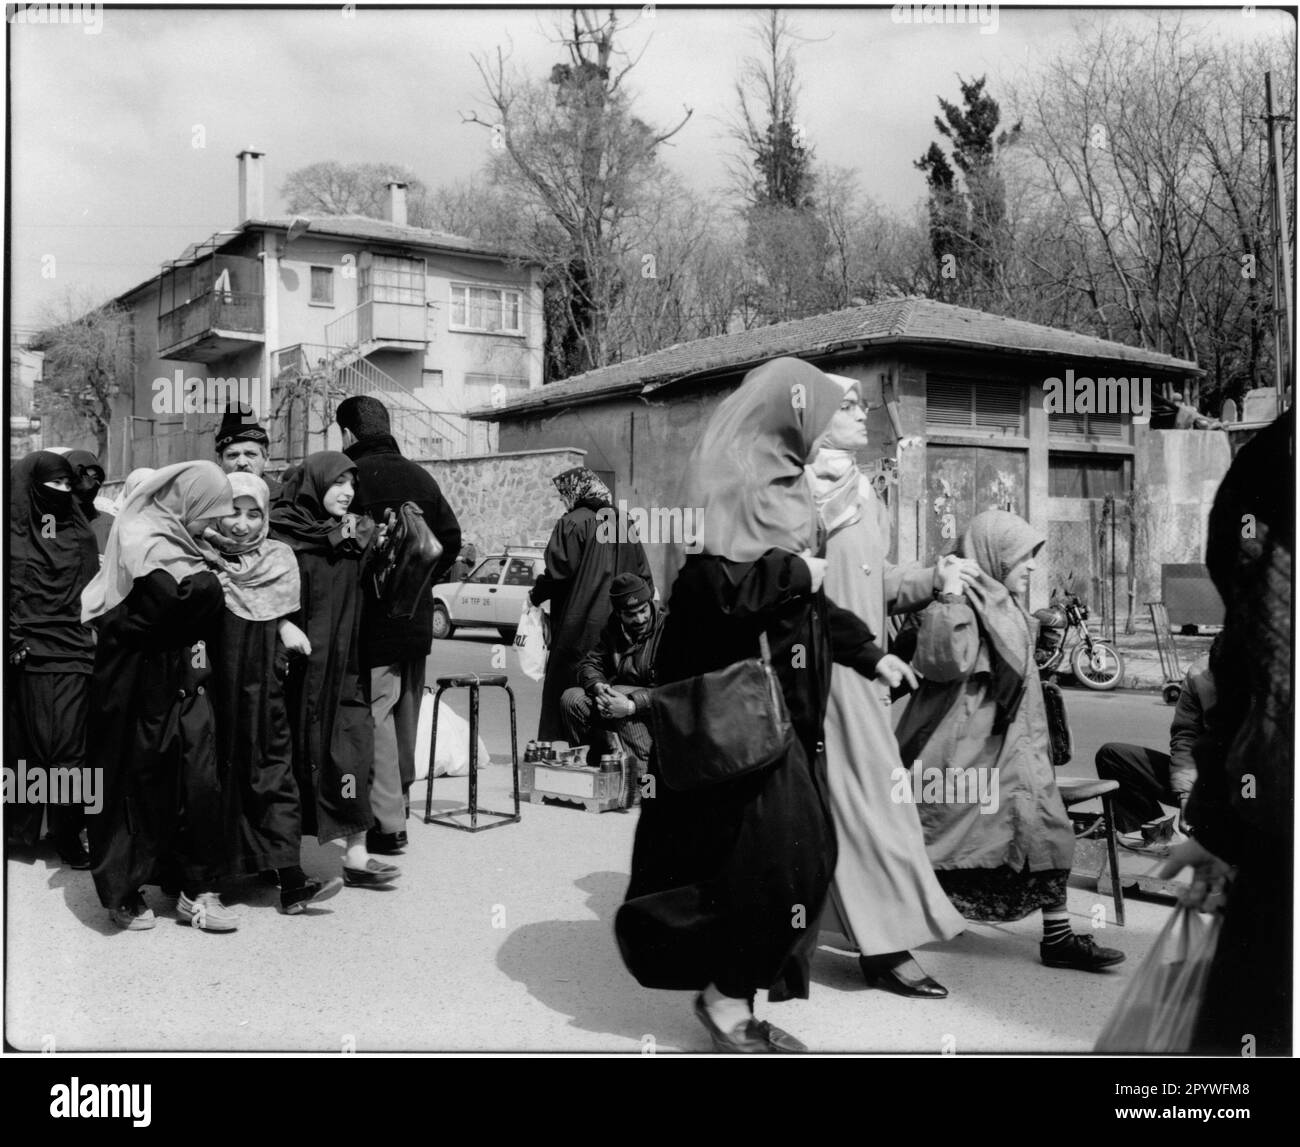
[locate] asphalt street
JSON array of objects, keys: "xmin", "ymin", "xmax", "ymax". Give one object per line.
[{"xmin": 6, "ymin": 627, "xmax": 1183, "ymax": 1054}]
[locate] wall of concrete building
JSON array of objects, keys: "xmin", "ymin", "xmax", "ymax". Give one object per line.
[{"xmin": 415, "ymin": 446, "xmax": 586, "ymax": 560}]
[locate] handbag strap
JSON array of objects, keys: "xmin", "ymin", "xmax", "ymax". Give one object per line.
[{"xmin": 758, "ymin": 630, "xmax": 773, "ymax": 666}]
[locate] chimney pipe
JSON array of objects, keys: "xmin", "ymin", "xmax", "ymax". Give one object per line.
[
  {"xmin": 385, "ymin": 181, "xmax": 408, "ymax": 227},
  {"xmin": 237, "ymin": 149, "xmax": 266, "ymax": 222}
]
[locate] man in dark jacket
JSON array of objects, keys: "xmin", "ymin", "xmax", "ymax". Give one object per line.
[
  {"xmin": 559, "ymin": 573, "xmax": 664, "ymax": 803},
  {"xmin": 1094, "ymin": 654, "xmax": 1215, "ymax": 849},
  {"xmin": 336, "ymin": 396, "xmax": 462, "ymax": 853}
]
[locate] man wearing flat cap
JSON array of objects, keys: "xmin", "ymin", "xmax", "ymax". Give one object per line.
[
  {"xmin": 560, "ymin": 573, "xmax": 664, "ymax": 805},
  {"xmin": 215, "ymin": 403, "xmax": 280, "ymax": 499}
]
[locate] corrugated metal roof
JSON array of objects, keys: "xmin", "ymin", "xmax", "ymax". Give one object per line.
[{"xmin": 470, "ymin": 297, "xmax": 1203, "ymax": 421}]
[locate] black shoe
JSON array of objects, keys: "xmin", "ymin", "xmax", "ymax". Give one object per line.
[
  {"xmin": 280, "ymin": 877, "xmax": 344, "ymax": 915},
  {"xmin": 692, "ymin": 994, "xmax": 807, "ymax": 1054},
  {"xmin": 53, "ymin": 834, "xmax": 90, "ymax": 870},
  {"xmin": 1041, "ymin": 933, "xmax": 1126, "ymax": 970},
  {"xmin": 258, "ymin": 869, "xmax": 281, "ymax": 887},
  {"xmin": 859, "ymin": 956, "xmax": 949, "ymax": 998},
  {"xmin": 366, "ymin": 829, "xmax": 405, "ymax": 856}
]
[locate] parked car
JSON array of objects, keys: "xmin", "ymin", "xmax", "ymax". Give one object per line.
[{"xmin": 431, "ymin": 546, "xmax": 545, "ymax": 641}]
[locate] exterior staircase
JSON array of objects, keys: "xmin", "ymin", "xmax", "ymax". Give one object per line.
[{"xmin": 270, "ymin": 342, "xmax": 471, "ymax": 466}]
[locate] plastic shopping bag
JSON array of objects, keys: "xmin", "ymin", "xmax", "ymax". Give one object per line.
[
  {"xmin": 1094, "ymin": 902, "xmax": 1223, "ymax": 1053},
  {"xmin": 515, "ymin": 603, "xmax": 549, "ymax": 682},
  {"xmin": 413, "ymin": 693, "xmax": 491, "ymax": 781}
]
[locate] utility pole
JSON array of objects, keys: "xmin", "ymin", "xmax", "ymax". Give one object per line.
[{"xmin": 1265, "ymin": 71, "xmax": 1294, "ymax": 408}]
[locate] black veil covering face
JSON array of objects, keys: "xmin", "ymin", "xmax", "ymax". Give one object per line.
[{"xmin": 9, "ymin": 452, "xmax": 99, "ymax": 658}]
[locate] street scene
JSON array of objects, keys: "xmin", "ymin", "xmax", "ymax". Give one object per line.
[{"xmin": 5, "ymin": 3, "xmax": 1294, "ymax": 1069}]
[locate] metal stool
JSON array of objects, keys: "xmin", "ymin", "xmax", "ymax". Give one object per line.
[
  {"xmin": 423, "ymin": 674, "xmax": 521, "ymax": 832},
  {"xmin": 1058, "ymin": 776, "xmax": 1126, "ymax": 926}
]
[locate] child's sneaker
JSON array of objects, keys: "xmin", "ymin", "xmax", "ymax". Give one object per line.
[{"xmin": 177, "ymin": 891, "xmax": 239, "ymax": 932}]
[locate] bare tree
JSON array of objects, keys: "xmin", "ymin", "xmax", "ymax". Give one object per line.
[
  {"xmin": 462, "ymin": 8, "xmax": 692, "ymax": 378},
  {"xmin": 280, "ymin": 160, "xmax": 433, "ymax": 224},
  {"xmin": 29, "ymin": 290, "xmax": 133, "ymax": 460}
]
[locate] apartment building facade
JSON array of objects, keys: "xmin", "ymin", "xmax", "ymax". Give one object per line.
[{"xmin": 106, "ymin": 150, "xmax": 544, "ymax": 477}]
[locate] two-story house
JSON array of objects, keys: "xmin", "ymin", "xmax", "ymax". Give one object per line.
[{"xmin": 107, "ymin": 149, "xmax": 544, "ymax": 476}]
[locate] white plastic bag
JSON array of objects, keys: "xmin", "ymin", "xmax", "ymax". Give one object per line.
[
  {"xmin": 515, "ymin": 602, "xmax": 549, "ymax": 682},
  {"xmin": 413, "ymin": 694, "xmax": 491, "ymax": 781}
]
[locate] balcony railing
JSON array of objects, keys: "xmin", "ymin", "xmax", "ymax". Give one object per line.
[{"xmin": 159, "ymin": 290, "xmax": 264, "ymax": 352}]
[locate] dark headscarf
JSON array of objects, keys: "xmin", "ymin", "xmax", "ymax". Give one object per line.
[
  {"xmin": 10, "ymin": 452, "xmax": 101, "ymax": 653},
  {"xmin": 270, "ymin": 451, "xmax": 374, "ymax": 556},
  {"xmin": 951, "ymin": 509, "xmax": 1045, "ymax": 731},
  {"xmin": 666, "ymin": 357, "xmax": 843, "ymax": 590},
  {"xmin": 63, "ymin": 449, "xmax": 105, "ymax": 520},
  {"xmin": 553, "ymin": 467, "xmax": 612, "ymax": 513}
]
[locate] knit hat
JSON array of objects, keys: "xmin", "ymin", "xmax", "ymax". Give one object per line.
[
  {"xmin": 215, "ymin": 402, "xmax": 269, "ymax": 453},
  {"xmin": 610, "ymin": 572, "xmax": 652, "ymax": 610}
]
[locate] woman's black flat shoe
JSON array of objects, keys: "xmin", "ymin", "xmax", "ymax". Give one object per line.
[
  {"xmin": 342, "ymin": 860, "xmax": 400, "ymax": 887},
  {"xmin": 692, "ymin": 995, "xmax": 807, "ymax": 1054},
  {"xmin": 859, "ymin": 957, "xmax": 949, "ymax": 999}
]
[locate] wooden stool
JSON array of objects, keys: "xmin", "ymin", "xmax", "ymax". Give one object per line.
[
  {"xmin": 423, "ymin": 674, "xmax": 521, "ymax": 832},
  {"xmin": 1057, "ymin": 776, "xmax": 1125, "ymax": 926}
]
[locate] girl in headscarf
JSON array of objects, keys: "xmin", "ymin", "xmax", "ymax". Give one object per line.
[
  {"xmin": 270, "ymin": 451, "xmax": 395, "ymax": 887},
  {"xmin": 529, "ymin": 466, "xmax": 653, "ymax": 741},
  {"xmin": 7, "ymin": 452, "xmax": 100, "ymax": 866},
  {"xmin": 63, "ymin": 449, "xmax": 114, "ymax": 554},
  {"xmin": 805, "ymin": 377, "xmax": 968, "ymax": 999},
  {"xmin": 81, "ymin": 461, "xmax": 236, "ymax": 932},
  {"xmin": 615, "ymin": 358, "xmax": 903, "ymax": 1054},
  {"xmin": 894, "ymin": 509, "xmax": 1126, "ymax": 970},
  {"xmin": 205, "ymin": 473, "xmax": 341, "ymax": 914}
]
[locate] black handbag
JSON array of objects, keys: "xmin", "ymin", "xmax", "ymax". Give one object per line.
[
  {"xmin": 1041, "ymin": 680, "xmax": 1072, "ymax": 767},
  {"xmin": 370, "ymin": 501, "xmax": 444, "ymax": 620},
  {"xmin": 648, "ymin": 632, "xmax": 795, "ymax": 792}
]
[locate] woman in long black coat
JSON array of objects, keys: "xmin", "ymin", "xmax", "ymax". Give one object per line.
[
  {"xmin": 615, "ymin": 358, "xmax": 903, "ymax": 1054},
  {"xmin": 7, "ymin": 452, "xmax": 100, "ymax": 866},
  {"xmin": 529, "ymin": 467, "xmax": 652, "ymax": 741},
  {"xmin": 81, "ymin": 462, "xmax": 235, "ymax": 932},
  {"xmin": 270, "ymin": 452, "xmax": 395, "ymax": 887}
]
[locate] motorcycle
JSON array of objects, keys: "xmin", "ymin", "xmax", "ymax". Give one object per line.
[{"xmin": 1033, "ymin": 592, "xmax": 1125, "ymax": 691}]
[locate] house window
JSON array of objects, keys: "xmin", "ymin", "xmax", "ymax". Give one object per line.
[
  {"xmin": 450, "ymin": 283, "xmax": 525, "ymax": 335},
  {"xmin": 310, "ymin": 266, "xmax": 334, "ymax": 305},
  {"xmin": 1049, "ymin": 409, "xmax": 1124, "ymax": 439},
  {"xmin": 926, "ymin": 375, "xmax": 1025, "ymax": 435},
  {"xmin": 360, "ymin": 255, "xmax": 426, "ymax": 305},
  {"xmin": 1049, "ymin": 454, "xmax": 1130, "ymax": 499}
]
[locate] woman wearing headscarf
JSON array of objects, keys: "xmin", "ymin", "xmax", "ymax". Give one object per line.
[
  {"xmin": 894, "ymin": 509, "xmax": 1125, "ymax": 970},
  {"xmin": 615, "ymin": 358, "xmax": 903, "ymax": 1054},
  {"xmin": 63, "ymin": 450, "xmax": 114, "ymax": 555},
  {"xmin": 806, "ymin": 377, "xmax": 967, "ymax": 998},
  {"xmin": 81, "ymin": 461, "xmax": 236, "ymax": 932},
  {"xmin": 7, "ymin": 452, "xmax": 100, "ymax": 866},
  {"xmin": 270, "ymin": 452, "xmax": 394, "ymax": 887},
  {"xmin": 529, "ymin": 466, "xmax": 653, "ymax": 741},
  {"xmin": 205, "ymin": 473, "xmax": 341, "ymax": 914}
]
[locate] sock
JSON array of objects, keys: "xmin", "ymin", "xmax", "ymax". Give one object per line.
[
  {"xmin": 278, "ymin": 865, "xmax": 307, "ymax": 891},
  {"xmin": 1042, "ymin": 910, "xmax": 1072, "ymax": 947},
  {"xmin": 702, "ymin": 983, "xmax": 753, "ymax": 1031}
]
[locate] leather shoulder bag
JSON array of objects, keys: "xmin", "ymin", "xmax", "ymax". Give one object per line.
[
  {"xmin": 648, "ymin": 631, "xmax": 795, "ymax": 792},
  {"xmin": 370, "ymin": 501, "xmax": 444, "ymax": 620}
]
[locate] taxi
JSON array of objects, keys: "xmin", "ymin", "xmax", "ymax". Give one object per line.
[{"xmin": 431, "ymin": 545, "xmax": 545, "ymax": 641}]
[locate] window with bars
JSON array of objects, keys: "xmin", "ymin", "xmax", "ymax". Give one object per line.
[
  {"xmin": 450, "ymin": 283, "xmax": 524, "ymax": 335},
  {"xmin": 360, "ymin": 255, "xmax": 426, "ymax": 305},
  {"xmin": 1048, "ymin": 409, "xmax": 1125, "ymax": 438},
  {"xmin": 1048, "ymin": 453, "xmax": 1130, "ymax": 498},
  {"xmin": 310, "ymin": 266, "xmax": 334, "ymax": 305},
  {"xmin": 926, "ymin": 375, "xmax": 1025, "ymax": 435}
]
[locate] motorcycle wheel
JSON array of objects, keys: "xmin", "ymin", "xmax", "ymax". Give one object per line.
[{"xmin": 1071, "ymin": 641, "xmax": 1125, "ymax": 690}]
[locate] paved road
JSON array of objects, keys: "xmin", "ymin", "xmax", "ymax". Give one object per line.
[{"xmin": 7, "ymin": 635, "xmax": 1181, "ymax": 1054}]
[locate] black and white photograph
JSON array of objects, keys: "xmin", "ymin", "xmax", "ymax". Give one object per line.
[{"xmin": 3, "ymin": 0, "xmax": 1295, "ymax": 1080}]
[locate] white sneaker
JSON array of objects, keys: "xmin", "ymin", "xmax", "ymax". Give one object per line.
[{"xmin": 177, "ymin": 891, "xmax": 239, "ymax": 932}]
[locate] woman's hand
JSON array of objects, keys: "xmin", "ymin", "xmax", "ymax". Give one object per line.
[
  {"xmin": 798, "ymin": 550, "xmax": 828, "ymax": 593},
  {"xmin": 874, "ymin": 653, "xmax": 918, "ymax": 692},
  {"xmin": 202, "ymin": 526, "xmax": 243, "ymax": 554},
  {"xmin": 278, "ymin": 619, "xmax": 312, "ymax": 656},
  {"xmin": 1158, "ymin": 837, "xmax": 1233, "ymax": 912},
  {"xmin": 934, "ymin": 555, "xmax": 980, "ymax": 594},
  {"xmin": 9, "ymin": 643, "xmax": 29, "ymax": 667}
]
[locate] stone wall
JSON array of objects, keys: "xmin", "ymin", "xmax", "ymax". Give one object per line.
[{"xmin": 415, "ymin": 446, "xmax": 586, "ymax": 556}]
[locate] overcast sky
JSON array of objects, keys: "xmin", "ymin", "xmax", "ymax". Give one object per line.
[{"xmin": 8, "ymin": 3, "xmax": 1294, "ymax": 334}]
